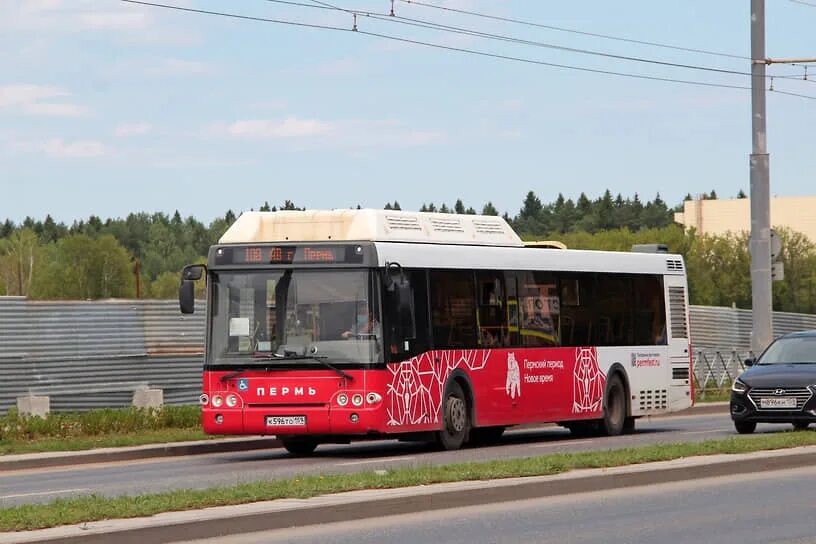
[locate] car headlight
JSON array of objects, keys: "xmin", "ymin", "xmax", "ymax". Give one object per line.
[{"xmin": 732, "ymin": 379, "xmax": 748, "ymax": 394}]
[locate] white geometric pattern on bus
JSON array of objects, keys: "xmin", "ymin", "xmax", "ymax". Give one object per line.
[
  {"xmin": 572, "ymin": 347, "xmax": 605, "ymax": 413},
  {"xmin": 386, "ymin": 350, "xmax": 491, "ymax": 426}
]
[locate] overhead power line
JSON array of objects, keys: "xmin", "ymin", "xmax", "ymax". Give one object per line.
[
  {"xmin": 397, "ymin": 0, "xmax": 751, "ymax": 61},
  {"xmin": 121, "ymin": 0, "xmax": 816, "ymax": 99},
  {"xmin": 261, "ymin": 0, "xmax": 813, "ymax": 82},
  {"xmin": 788, "ymin": 0, "xmax": 816, "ymax": 7}
]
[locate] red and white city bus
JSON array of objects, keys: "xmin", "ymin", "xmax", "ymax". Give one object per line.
[{"xmin": 179, "ymin": 209, "xmax": 693, "ymax": 455}]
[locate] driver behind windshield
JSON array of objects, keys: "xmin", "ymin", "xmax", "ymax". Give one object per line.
[{"xmin": 341, "ymin": 302, "xmax": 379, "ymax": 339}]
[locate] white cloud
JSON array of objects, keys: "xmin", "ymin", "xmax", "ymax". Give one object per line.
[
  {"xmin": 115, "ymin": 122, "xmax": 153, "ymax": 137},
  {"xmin": 0, "ymin": 84, "xmax": 85, "ymax": 117},
  {"xmin": 79, "ymin": 11, "xmax": 148, "ymax": 30},
  {"xmin": 225, "ymin": 118, "xmax": 333, "ymax": 139},
  {"xmin": 146, "ymin": 58, "xmax": 212, "ymax": 77},
  {"xmin": 0, "ymin": 1, "xmax": 199, "ymax": 45},
  {"xmin": 210, "ymin": 117, "xmax": 446, "ymax": 150},
  {"xmin": 41, "ymin": 138, "xmax": 105, "ymax": 158}
]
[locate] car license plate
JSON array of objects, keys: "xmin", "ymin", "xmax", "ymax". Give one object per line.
[
  {"xmin": 266, "ymin": 415, "xmax": 306, "ymax": 426},
  {"xmin": 760, "ymin": 397, "xmax": 797, "ymax": 409}
]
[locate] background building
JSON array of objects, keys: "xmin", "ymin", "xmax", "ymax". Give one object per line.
[{"xmin": 674, "ymin": 195, "xmax": 816, "ymax": 241}]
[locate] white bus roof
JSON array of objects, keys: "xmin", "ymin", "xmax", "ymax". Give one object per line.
[
  {"xmin": 219, "ymin": 209, "xmax": 524, "ymax": 247},
  {"xmin": 374, "ymin": 241, "xmax": 686, "ymax": 276}
]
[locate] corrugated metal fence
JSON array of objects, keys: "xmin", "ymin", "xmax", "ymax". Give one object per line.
[
  {"xmin": 0, "ymin": 297, "xmax": 205, "ymax": 413},
  {"xmin": 2, "ymin": 298, "xmax": 816, "ymax": 413}
]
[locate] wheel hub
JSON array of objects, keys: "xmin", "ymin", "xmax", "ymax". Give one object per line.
[{"xmin": 447, "ymin": 396, "xmax": 466, "ymax": 433}]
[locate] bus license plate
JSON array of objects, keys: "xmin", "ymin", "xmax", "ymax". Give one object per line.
[
  {"xmin": 266, "ymin": 415, "xmax": 306, "ymax": 426},
  {"xmin": 760, "ymin": 398, "xmax": 796, "ymax": 409}
]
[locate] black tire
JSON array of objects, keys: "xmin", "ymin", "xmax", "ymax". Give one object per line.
[
  {"xmin": 436, "ymin": 381, "xmax": 470, "ymax": 451},
  {"xmin": 600, "ymin": 373, "xmax": 627, "ymax": 436},
  {"xmin": 734, "ymin": 421, "xmax": 757, "ymax": 434},
  {"xmin": 793, "ymin": 421, "xmax": 810, "ymax": 431},
  {"xmin": 281, "ymin": 437, "xmax": 318, "ymax": 456},
  {"xmin": 623, "ymin": 416, "xmax": 636, "ymax": 434},
  {"xmin": 469, "ymin": 426, "xmax": 505, "ymax": 445}
]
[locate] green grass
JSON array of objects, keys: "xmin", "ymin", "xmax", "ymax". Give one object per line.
[
  {"xmin": 0, "ymin": 405, "xmax": 207, "ymax": 455},
  {"xmin": 695, "ymin": 388, "xmax": 731, "ymax": 403},
  {"xmin": 4, "ymin": 430, "xmax": 816, "ymax": 532},
  {"xmin": 0, "ymin": 429, "xmax": 214, "ymax": 455}
]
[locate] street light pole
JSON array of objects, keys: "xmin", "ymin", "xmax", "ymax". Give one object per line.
[{"xmin": 749, "ymin": 0, "xmax": 773, "ymax": 354}]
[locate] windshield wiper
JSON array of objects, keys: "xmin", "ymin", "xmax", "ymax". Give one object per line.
[{"xmin": 250, "ymin": 352, "xmax": 355, "ymax": 381}]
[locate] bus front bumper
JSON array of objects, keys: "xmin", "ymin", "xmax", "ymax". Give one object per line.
[{"xmin": 202, "ymin": 405, "xmax": 385, "ymax": 436}]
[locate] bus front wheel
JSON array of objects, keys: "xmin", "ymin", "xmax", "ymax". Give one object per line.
[{"xmin": 436, "ymin": 381, "xmax": 470, "ymax": 450}]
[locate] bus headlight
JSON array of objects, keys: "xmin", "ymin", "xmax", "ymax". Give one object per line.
[
  {"xmin": 337, "ymin": 393, "xmax": 349, "ymax": 406},
  {"xmin": 226, "ymin": 394, "xmax": 239, "ymax": 408},
  {"xmin": 352, "ymin": 394, "xmax": 364, "ymax": 407},
  {"xmin": 212, "ymin": 395, "xmax": 224, "ymax": 408},
  {"xmin": 366, "ymin": 392, "xmax": 382, "ymax": 404}
]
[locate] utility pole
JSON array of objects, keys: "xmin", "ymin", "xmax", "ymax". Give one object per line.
[
  {"xmin": 749, "ymin": 0, "xmax": 772, "ymax": 354},
  {"xmin": 748, "ymin": 1, "xmax": 815, "ymax": 353}
]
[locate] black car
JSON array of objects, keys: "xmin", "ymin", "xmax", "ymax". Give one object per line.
[{"xmin": 731, "ymin": 330, "xmax": 816, "ymax": 434}]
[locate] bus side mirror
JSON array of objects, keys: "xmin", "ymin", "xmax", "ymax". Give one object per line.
[{"xmin": 179, "ymin": 264, "xmax": 206, "ymax": 314}]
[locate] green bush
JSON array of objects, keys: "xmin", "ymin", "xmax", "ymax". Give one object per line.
[{"xmin": 0, "ymin": 405, "xmax": 200, "ymax": 441}]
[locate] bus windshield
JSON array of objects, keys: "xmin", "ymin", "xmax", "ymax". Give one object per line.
[{"xmin": 209, "ymin": 269, "xmax": 382, "ymax": 366}]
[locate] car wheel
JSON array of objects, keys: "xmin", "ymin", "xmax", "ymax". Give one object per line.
[
  {"xmin": 436, "ymin": 381, "xmax": 470, "ymax": 450},
  {"xmin": 793, "ymin": 421, "xmax": 810, "ymax": 431},
  {"xmin": 734, "ymin": 421, "xmax": 757, "ymax": 434}
]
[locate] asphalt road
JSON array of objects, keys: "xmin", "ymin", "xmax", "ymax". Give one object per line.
[
  {"xmin": 181, "ymin": 465, "xmax": 816, "ymax": 544},
  {"xmin": 0, "ymin": 413, "xmax": 795, "ymax": 508}
]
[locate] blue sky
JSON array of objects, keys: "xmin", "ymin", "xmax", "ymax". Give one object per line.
[{"xmin": 2, "ymin": 0, "xmax": 815, "ymax": 224}]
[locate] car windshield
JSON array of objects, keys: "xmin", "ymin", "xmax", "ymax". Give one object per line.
[
  {"xmin": 209, "ymin": 269, "xmax": 382, "ymax": 366},
  {"xmin": 757, "ymin": 336, "xmax": 816, "ymax": 364}
]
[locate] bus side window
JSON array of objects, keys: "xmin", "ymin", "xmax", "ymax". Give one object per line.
[
  {"xmin": 429, "ymin": 270, "xmax": 477, "ymax": 349},
  {"xmin": 476, "ymin": 272, "xmax": 507, "ymax": 347},
  {"xmin": 517, "ymin": 271, "xmax": 559, "ymax": 347},
  {"xmin": 632, "ymin": 275, "xmax": 667, "ymax": 345},
  {"xmin": 559, "ymin": 273, "xmax": 594, "ymax": 347}
]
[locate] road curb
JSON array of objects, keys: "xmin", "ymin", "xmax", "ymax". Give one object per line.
[
  {"xmin": 0, "ymin": 438, "xmax": 281, "ymax": 472},
  {"xmin": 4, "ymin": 445, "xmax": 813, "ymax": 544},
  {"xmin": 1, "ymin": 403, "xmax": 729, "ymax": 472}
]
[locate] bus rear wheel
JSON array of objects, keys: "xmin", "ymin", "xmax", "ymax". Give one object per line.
[
  {"xmin": 436, "ymin": 381, "xmax": 470, "ymax": 451},
  {"xmin": 281, "ymin": 437, "xmax": 318, "ymax": 456},
  {"xmin": 601, "ymin": 374, "xmax": 626, "ymax": 436}
]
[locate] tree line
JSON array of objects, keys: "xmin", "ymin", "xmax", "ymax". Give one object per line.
[{"xmin": 3, "ymin": 189, "xmax": 815, "ymax": 314}]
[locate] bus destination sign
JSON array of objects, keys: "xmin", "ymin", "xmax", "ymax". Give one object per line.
[{"xmin": 217, "ymin": 245, "xmax": 364, "ymax": 265}]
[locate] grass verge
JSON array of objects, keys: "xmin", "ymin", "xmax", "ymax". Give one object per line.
[
  {"xmin": 0, "ymin": 429, "xmax": 213, "ymax": 456},
  {"xmin": 694, "ymin": 388, "xmax": 731, "ymax": 403},
  {"xmin": 0, "ymin": 405, "xmax": 207, "ymax": 455},
  {"xmin": 4, "ymin": 430, "xmax": 816, "ymax": 532}
]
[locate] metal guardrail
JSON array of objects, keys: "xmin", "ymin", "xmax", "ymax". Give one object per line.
[{"xmin": 692, "ymin": 349, "xmax": 751, "ymax": 391}]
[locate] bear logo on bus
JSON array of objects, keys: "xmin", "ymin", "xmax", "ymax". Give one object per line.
[{"xmin": 506, "ymin": 352, "xmax": 521, "ymax": 399}]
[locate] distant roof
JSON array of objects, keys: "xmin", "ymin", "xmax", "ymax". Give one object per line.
[{"xmin": 219, "ymin": 209, "xmax": 524, "ymax": 247}]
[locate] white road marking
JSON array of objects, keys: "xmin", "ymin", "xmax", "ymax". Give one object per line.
[
  {"xmin": 0, "ymin": 488, "xmax": 91, "ymax": 500},
  {"xmin": 336, "ymin": 456, "xmax": 416, "ymax": 466},
  {"xmin": 530, "ymin": 439, "xmax": 596, "ymax": 448}
]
